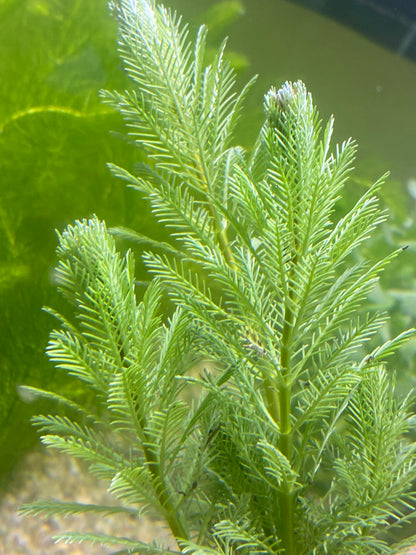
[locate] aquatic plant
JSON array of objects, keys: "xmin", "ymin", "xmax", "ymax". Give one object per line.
[{"xmin": 21, "ymin": 0, "xmax": 416, "ymax": 552}]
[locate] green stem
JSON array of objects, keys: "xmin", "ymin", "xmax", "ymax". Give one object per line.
[
  {"xmin": 142, "ymin": 439, "xmax": 189, "ymax": 543},
  {"xmin": 279, "ymin": 383, "xmax": 295, "ymax": 555},
  {"xmin": 264, "ymin": 378, "xmax": 280, "ymax": 423},
  {"xmin": 205, "ymin": 190, "xmax": 235, "ymax": 267},
  {"xmin": 218, "ymin": 225, "xmax": 235, "ymax": 267},
  {"xmin": 279, "ymin": 486, "xmax": 295, "ymax": 555},
  {"xmin": 279, "ymin": 297, "xmax": 295, "ymax": 553},
  {"xmin": 193, "ymin": 155, "xmax": 235, "ymax": 268}
]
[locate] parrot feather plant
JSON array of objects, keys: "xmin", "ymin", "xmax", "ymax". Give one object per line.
[{"xmin": 20, "ymin": 0, "xmax": 416, "ymax": 553}]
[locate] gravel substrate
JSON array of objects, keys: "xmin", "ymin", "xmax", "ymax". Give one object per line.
[
  {"xmin": 0, "ymin": 448, "xmax": 176, "ymax": 554},
  {"xmin": 5, "ymin": 450, "xmax": 416, "ymax": 554}
]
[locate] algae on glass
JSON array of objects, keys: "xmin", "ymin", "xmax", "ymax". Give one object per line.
[
  {"xmin": 0, "ymin": 0, "xmax": 149, "ymax": 477},
  {"xmin": 21, "ymin": 0, "xmax": 416, "ymax": 553}
]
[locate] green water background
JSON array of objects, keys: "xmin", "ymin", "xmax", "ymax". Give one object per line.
[{"xmin": 0, "ymin": 0, "xmax": 415, "ymax": 480}]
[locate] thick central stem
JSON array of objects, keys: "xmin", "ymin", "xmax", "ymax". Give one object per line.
[
  {"xmin": 279, "ymin": 383, "xmax": 295, "ymax": 555},
  {"xmin": 278, "ymin": 297, "xmax": 295, "ymax": 553},
  {"xmin": 142, "ymin": 439, "xmax": 189, "ymax": 543}
]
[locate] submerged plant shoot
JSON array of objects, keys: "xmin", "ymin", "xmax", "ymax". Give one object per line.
[{"xmin": 20, "ymin": 0, "xmax": 416, "ymax": 553}]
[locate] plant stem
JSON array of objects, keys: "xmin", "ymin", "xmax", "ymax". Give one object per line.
[
  {"xmin": 194, "ymin": 159, "xmax": 235, "ymax": 268},
  {"xmin": 142, "ymin": 439, "xmax": 189, "ymax": 543},
  {"xmin": 279, "ymin": 383, "xmax": 291, "ymax": 453},
  {"xmin": 279, "ymin": 486, "xmax": 295, "ymax": 555},
  {"xmin": 205, "ymin": 190, "xmax": 235, "ymax": 266},
  {"xmin": 279, "ymin": 383, "xmax": 295, "ymax": 555},
  {"xmin": 264, "ymin": 378, "xmax": 280, "ymax": 423},
  {"xmin": 218, "ymin": 225, "xmax": 235, "ymax": 266},
  {"xmin": 279, "ymin": 297, "xmax": 295, "ymax": 553}
]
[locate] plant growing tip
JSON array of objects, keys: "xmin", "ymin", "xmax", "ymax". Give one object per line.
[{"xmin": 265, "ymin": 80, "xmax": 305, "ymax": 114}]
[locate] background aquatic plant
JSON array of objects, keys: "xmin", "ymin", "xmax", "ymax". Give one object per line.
[
  {"xmin": 19, "ymin": 0, "xmax": 416, "ymax": 553},
  {"xmin": 0, "ymin": 0, "xmax": 138, "ymax": 476}
]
